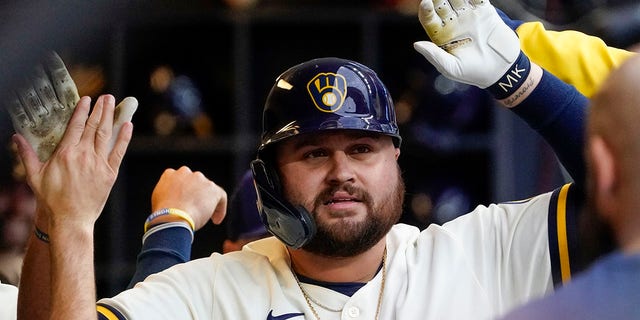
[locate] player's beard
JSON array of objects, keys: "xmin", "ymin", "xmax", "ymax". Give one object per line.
[{"xmin": 299, "ymin": 165, "xmax": 405, "ymax": 258}]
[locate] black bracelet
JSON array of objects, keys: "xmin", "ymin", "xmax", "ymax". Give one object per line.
[{"xmin": 34, "ymin": 226, "xmax": 50, "ymax": 243}]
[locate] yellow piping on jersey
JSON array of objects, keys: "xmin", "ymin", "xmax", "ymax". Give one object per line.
[
  {"xmin": 556, "ymin": 184, "xmax": 571, "ymax": 283},
  {"xmin": 97, "ymin": 305, "xmax": 119, "ymax": 320}
]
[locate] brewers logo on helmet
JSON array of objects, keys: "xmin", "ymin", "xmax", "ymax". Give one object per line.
[{"xmin": 307, "ymin": 72, "xmax": 347, "ymax": 113}]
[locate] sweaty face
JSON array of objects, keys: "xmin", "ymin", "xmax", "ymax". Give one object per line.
[{"xmin": 276, "ymin": 130, "xmax": 405, "ymax": 257}]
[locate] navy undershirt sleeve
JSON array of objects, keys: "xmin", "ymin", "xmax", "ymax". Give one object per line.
[
  {"xmin": 126, "ymin": 226, "xmax": 192, "ymax": 288},
  {"xmin": 510, "ymin": 69, "xmax": 588, "ymax": 187},
  {"xmin": 496, "ymin": 8, "xmax": 525, "ymax": 30}
]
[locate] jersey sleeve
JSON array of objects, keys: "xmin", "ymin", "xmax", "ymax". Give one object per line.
[
  {"xmin": 516, "ymin": 21, "xmax": 635, "ymax": 98},
  {"xmin": 548, "ymin": 184, "xmax": 583, "ymax": 287},
  {"xmin": 510, "ymin": 69, "xmax": 588, "ymax": 186},
  {"xmin": 97, "ymin": 255, "xmax": 222, "ymax": 319},
  {"xmin": 125, "ymin": 224, "xmax": 193, "ymax": 288},
  {"xmin": 439, "ymin": 183, "xmax": 581, "ymax": 306},
  {"xmin": 543, "ymin": 182, "xmax": 614, "ymax": 289},
  {"xmin": 97, "ymin": 303, "xmax": 127, "ymax": 320}
]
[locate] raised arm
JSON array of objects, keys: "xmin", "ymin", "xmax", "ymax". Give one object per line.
[
  {"xmin": 14, "ymin": 94, "xmax": 133, "ymax": 320},
  {"xmin": 127, "ymin": 166, "xmax": 227, "ymax": 288},
  {"xmin": 414, "ymin": 0, "xmax": 588, "ymax": 186},
  {"xmin": 10, "ymin": 52, "xmax": 137, "ymax": 320},
  {"xmin": 500, "ymin": 10, "xmax": 636, "ymax": 98}
]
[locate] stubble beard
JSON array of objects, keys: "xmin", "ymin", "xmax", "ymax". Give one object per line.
[{"xmin": 298, "ymin": 166, "xmax": 405, "ymax": 257}]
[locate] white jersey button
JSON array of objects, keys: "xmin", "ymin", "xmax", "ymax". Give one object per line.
[{"xmin": 347, "ymin": 306, "xmax": 360, "ymax": 317}]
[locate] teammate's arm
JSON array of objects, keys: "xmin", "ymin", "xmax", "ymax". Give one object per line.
[
  {"xmin": 14, "ymin": 95, "xmax": 133, "ymax": 319},
  {"xmin": 500, "ymin": 10, "xmax": 636, "ymax": 98},
  {"xmin": 17, "ymin": 207, "xmax": 51, "ymax": 319},
  {"xmin": 10, "ymin": 53, "xmax": 137, "ymax": 320},
  {"xmin": 127, "ymin": 166, "xmax": 227, "ymax": 288}
]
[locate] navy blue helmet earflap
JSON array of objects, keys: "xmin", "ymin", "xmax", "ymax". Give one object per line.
[
  {"xmin": 251, "ymin": 57, "xmax": 400, "ymax": 248},
  {"xmin": 250, "ymin": 159, "xmax": 316, "ymax": 248}
]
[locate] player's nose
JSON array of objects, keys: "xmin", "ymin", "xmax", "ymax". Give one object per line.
[{"xmin": 325, "ymin": 151, "xmax": 356, "ymax": 185}]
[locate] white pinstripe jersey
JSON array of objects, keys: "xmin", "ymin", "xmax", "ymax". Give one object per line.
[{"xmin": 97, "ymin": 184, "xmax": 578, "ymax": 320}]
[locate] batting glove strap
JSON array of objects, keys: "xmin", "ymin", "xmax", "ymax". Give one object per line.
[{"xmin": 486, "ymin": 51, "xmax": 532, "ymax": 99}]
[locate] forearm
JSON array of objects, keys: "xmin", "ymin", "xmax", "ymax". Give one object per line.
[
  {"xmin": 480, "ymin": 47, "xmax": 588, "ymax": 186},
  {"xmin": 49, "ymin": 222, "xmax": 97, "ymax": 320},
  {"xmin": 510, "ymin": 69, "xmax": 588, "ymax": 186},
  {"xmin": 127, "ymin": 224, "xmax": 192, "ymax": 288},
  {"xmin": 17, "ymin": 214, "xmax": 51, "ymax": 320}
]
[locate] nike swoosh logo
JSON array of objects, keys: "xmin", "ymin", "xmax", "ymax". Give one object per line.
[{"xmin": 266, "ymin": 310, "xmax": 305, "ymax": 320}]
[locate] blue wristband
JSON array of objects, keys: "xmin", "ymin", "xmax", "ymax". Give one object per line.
[{"xmin": 487, "ymin": 51, "xmax": 532, "ymax": 100}]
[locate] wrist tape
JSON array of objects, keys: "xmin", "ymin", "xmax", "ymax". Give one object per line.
[{"xmin": 487, "ymin": 51, "xmax": 531, "ymax": 99}]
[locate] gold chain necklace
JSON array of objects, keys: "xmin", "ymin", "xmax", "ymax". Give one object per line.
[{"xmin": 292, "ymin": 248, "xmax": 387, "ymax": 320}]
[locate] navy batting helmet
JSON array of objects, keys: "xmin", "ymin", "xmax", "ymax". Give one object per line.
[
  {"xmin": 259, "ymin": 57, "xmax": 401, "ymax": 151},
  {"xmin": 251, "ymin": 57, "xmax": 401, "ymax": 249}
]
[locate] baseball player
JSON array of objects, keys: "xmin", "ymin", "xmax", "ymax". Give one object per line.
[
  {"xmin": 123, "ymin": 1, "xmax": 635, "ymax": 294},
  {"xmin": 11, "ymin": 1, "xmax": 636, "ymax": 320}
]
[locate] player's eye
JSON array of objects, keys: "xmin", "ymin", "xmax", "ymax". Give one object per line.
[
  {"xmin": 351, "ymin": 144, "xmax": 371, "ymax": 154},
  {"xmin": 304, "ymin": 149, "xmax": 327, "ymax": 159}
]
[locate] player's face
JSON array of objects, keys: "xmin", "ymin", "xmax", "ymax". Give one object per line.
[{"xmin": 276, "ymin": 130, "xmax": 404, "ymax": 257}]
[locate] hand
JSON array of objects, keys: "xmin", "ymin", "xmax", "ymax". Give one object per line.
[
  {"xmin": 413, "ymin": 0, "xmax": 521, "ymax": 89},
  {"xmin": 151, "ymin": 166, "xmax": 227, "ymax": 231},
  {"xmin": 13, "ymin": 95, "xmax": 134, "ymax": 228},
  {"xmin": 7, "ymin": 51, "xmax": 138, "ymax": 161}
]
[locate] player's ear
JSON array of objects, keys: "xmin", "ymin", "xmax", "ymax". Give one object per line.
[
  {"xmin": 588, "ymin": 135, "xmax": 618, "ymax": 219},
  {"xmin": 394, "ymin": 148, "xmax": 400, "ymax": 160}
]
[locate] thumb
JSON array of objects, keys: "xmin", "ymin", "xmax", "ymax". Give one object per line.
[
  {"xmin": 12, "ymin": 134, "xmax": 42, "ymax": 183},
  {"xmin": 210, "ymin": 195, "xmax": 227, "ymax": 225},
  {"xmin": 413, "ymin": 41, "xmax": 458, "ymax": 75}
]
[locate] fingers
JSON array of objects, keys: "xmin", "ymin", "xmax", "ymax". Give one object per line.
[
  {"xmin": 419, "ymin": 0, "xmax": 443, "ymax": 40},
  {"xmin": 151, "ymin": 166, "xmax": 228, "ymax": 229},
  {"xmin": 81, "ymin": 95, "xmax": 105, "ymax": 146},
  {"xmin": 414, "ymin": 41, "xmax": 455, "ymax": 71},
  {"xmin": 111, "ymin": 97, "xmax": 138, "ymax": 150},
  {"xmin": 449, "ymin": 0, "xmax": 470, "ymax": 13},
  {"xmin": 7, "ymin": 96, "xmax": 34, "ymax": 131},
  {"xmin": 433, "ymin": 0, "xmax": 455, "ymax": 23},
  {"xmin": 45, "ymin": 51, "xmax": 80, "ymax": 110},
  {"xmin": 14, "ymin": 80, "xmax": 49, "ymax": 129},
  {"xmin": 8, "ymin": 51, "xmax": 80, "ymax": 162},
  {"xmin": 107, "ymin": 121, "xmax": 133, "ymax": 173},
  {"xmin": 114, "ymin": 97, "xmax": 138, "ymax": 126},
  {"xmin": 89, "ymin": 95, "xmax": 115, "ymax": 156},
  {"xmin": 211, "ymin": 188, "xmax": 227, "ymax": 225},
  {"xmin": 33, "ymin": 64, "xmax": 65, "ymax": 112},
  {"xmin": 470, "ymin": 0, "xmax": 488, "ymax": 7},
  {"xmin": 56, "ymin": 96, "xmax": 91, "ymax": 150}
]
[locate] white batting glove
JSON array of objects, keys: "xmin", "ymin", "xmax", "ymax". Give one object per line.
[
  {"xmin": 414, "ymin": 0, "xmax": 529, "ymax": 98},
  {"xmin": 7, "ymin": 51, "xmax": 138, "ymax": 161}
]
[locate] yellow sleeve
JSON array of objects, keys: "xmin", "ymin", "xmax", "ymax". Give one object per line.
[{"xmin": 516, "ymin": 21, "xmax": 636, "ymax": 98}]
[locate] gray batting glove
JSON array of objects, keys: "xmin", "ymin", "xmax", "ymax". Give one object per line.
[{"xmin": 7, "ymin": 51, "xmax": 138, "ymax": 161}]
